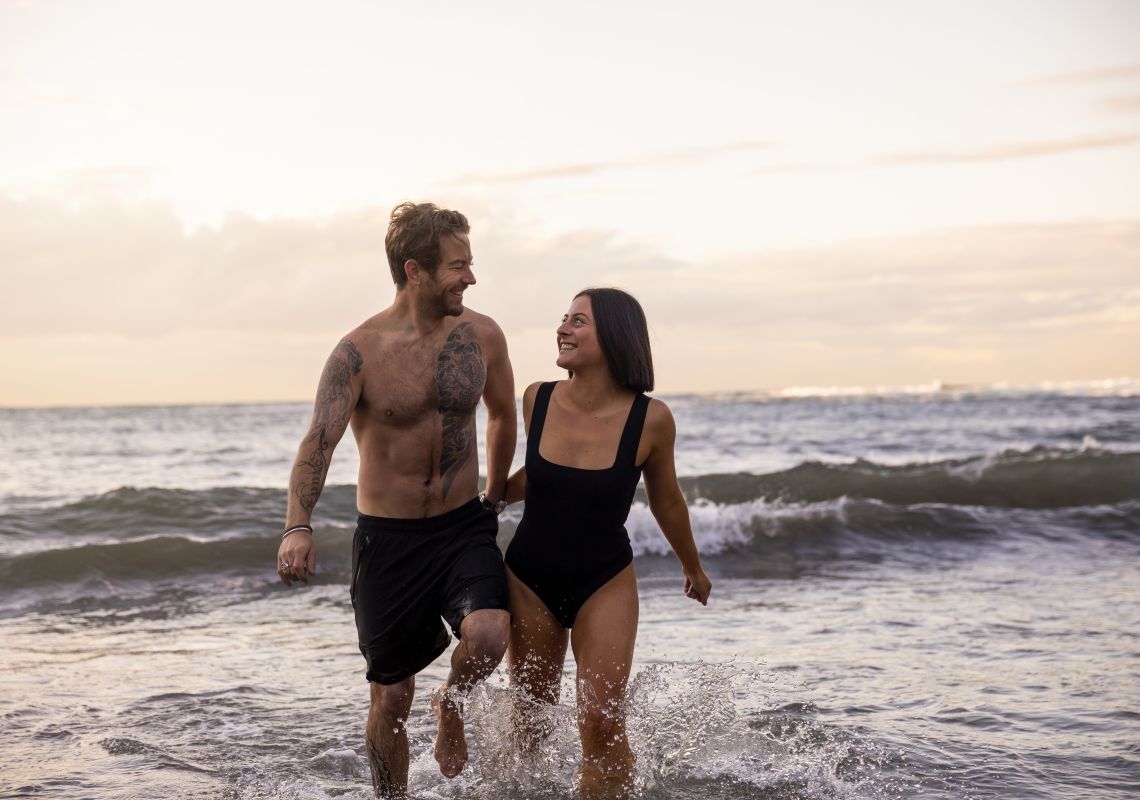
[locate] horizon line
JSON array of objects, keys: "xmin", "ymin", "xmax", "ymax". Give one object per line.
[{"xmin": 3, "ymin": 376, "xmax": 1137, "ymax": 411}]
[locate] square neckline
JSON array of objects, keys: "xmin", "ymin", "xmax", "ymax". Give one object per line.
[{"xmin": 535, "ymin": 381, "xmax": 640, "ymax": 472}]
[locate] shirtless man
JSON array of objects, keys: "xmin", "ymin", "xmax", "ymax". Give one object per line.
[{"xmin": 275, "ymin": 202, "xmax": 516, "ymax": 798}]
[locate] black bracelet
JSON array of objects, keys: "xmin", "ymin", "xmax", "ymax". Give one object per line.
[{"xmin": 281, "ymin": 524, "xmax": 313, "ymax": 540}]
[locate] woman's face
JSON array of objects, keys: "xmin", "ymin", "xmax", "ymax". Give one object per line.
[{"xmin": 555, "ymin": 294, "xmax": 602, "ymax": 370}]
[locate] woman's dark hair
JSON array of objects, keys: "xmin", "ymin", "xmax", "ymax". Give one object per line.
[{"xmin": 575, "ymin": 287, "xmax": 654, "ymax": 393}]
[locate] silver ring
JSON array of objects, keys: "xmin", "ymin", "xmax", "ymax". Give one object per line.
[{"xmin": 279, "ymin": 562, "xmax": 290, "ymax": 570}]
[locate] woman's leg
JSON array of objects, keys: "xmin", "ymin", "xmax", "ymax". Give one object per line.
[
  {"xmin": 506, "ymin": 566, "xmax": 569, "ymax": 753},
  {"xmin": 570, "ymin": 563, "xmax": 639, "ymax": 800}
]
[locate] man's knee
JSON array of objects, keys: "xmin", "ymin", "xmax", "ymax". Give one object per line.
[
  {"xmin": 370, "ymin": 678, "xmax": 415, "ymax": 720},
  {"xmin": 460, "ymin": 609, "xmax": 510, "ymax": 663}
]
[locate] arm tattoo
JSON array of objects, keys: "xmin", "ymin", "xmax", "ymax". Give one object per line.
[
  {"xmin": 292, "ymin": 339, "xmax": 363, "ymax": 513},
  {"xmin": 436, "ymin": 323, "xmax": 485, "ymax": 498}
]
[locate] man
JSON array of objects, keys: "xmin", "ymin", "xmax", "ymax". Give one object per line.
[{"xmin": 275, "ymin": 202, "xmax": 516, "ymax": 798}]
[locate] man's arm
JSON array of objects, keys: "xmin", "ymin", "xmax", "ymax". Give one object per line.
[
  {"xmin": 503, "ymin": 381, "xmax": 540, "ymax": 505},
  {"xmin": 480, "ymin": 321, "xmax": 516, "ymax": 504},
  {"xmin": 277, "ymin": 338, "xmax": 364, "ymax": 586}
]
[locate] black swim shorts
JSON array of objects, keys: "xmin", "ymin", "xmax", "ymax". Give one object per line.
[{"xmin": 350, "ymin": 497, "xmax": 508, "ymax": 685}]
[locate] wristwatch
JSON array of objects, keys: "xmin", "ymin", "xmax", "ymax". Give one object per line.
[{"xmin": 479, "ymin": 492, "xmax": 507, "ymax": 515}]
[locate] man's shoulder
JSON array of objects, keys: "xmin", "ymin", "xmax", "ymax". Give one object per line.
[
  {"xmin": 341, "ymin": 311, "xmax": 393, "ymax": 344},
  {"xmin": 325, "ymin": 315, "xmax": 390, "ymax": 376},
  {"xmin": 455, "ymin": 307, "xmax": 507, "ymax": 345},
  {"xmin": 456, "ymin": 306, "xmax": 502, "ymax": 332}
]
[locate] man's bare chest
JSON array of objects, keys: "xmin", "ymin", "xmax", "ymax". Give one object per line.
[{"xmin": 360, "ymin": 323, "xmax": 487, "ymax": 425}]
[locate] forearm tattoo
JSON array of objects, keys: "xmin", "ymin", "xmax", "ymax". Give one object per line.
[
  {"xmin": 293, "ymin": 340, "xmax": 362, "ymax": 513},
  {"xmin": 436, "ymin": 323, "xmax": 485, "ymax": 498}
]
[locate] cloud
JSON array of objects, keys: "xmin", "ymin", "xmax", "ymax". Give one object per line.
[
  {"xmin": 1022, "ymin": 61, "xmax": 1140, "ymax": 86},
  {"xmin": 445, "ymin": 140, "xmax": 774, "ymax": 186},
  {"xmin": 672, "ymin": 219, "xmax": 1140, "ymax": 333},
  {"xmin": 0, "ymin": 192, "xmax": 390, "ymax": 339},
  {"xmin": 639, "ymin": 220, "xmax": 1140, "ymax": 390},
  {"xmin": 753, "ymin": 162, "xmax": 837, "ymax": 175},
  {"xmin": 446, "ymin": 127, "xmax": 1135, "ymax": 189},
  {"xmin": 874, "ymin": 133, "xmax": 1140, "ymax": 166},
  {"xmin": 1, "ymin": 191, "xmax": 1137, "ymax": 404},
  {"xmin": 1102, "ymin": 95, "xmax": 1140, "ymax": 112}
]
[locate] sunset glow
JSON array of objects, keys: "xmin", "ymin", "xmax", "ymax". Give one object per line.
[{"xmin": 2, "ymin": 0, "xmax": 1138, "ymax": 405}]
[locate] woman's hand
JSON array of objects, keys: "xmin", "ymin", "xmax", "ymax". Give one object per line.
[{"xmin": 683, "ymin": 567, "xmax": 712, "ymax": 605}]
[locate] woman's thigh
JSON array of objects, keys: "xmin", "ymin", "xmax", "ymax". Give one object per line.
[
  {"xmin": 506, "ymin": 566, "xmax": 569, "ymax": 703},
  {"xmin": 570, "ymin": 563, "xmax": 639, "ymax": 715}
]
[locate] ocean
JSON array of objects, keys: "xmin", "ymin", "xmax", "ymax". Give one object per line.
[{"xmin": 2, "ymin": 381, "xmax": 1138, "ymax": 799}]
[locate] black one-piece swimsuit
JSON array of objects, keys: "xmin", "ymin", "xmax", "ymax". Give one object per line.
[{"xmin": 505, "ymin": 381, "xmax": 650, "ymax": 628}]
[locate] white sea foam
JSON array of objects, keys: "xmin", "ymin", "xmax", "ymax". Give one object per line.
[
  {"xmin": 626, "ymin": 499, "xmax": 760, "ymax": 556},
  {"xmin": 1081, "ymin": 434, "xmax": 1103, "ymax": 451},
  {"xmin": 772, "ymin": 376, "xmax": 1140, "ymax": 400},
  {"xmin": 625, "ymin": 498, "xmax": 858, "ymax": 557},
  {"xmin": 778, "ymin": 380, "xmax": 951, "ymax": 399}
]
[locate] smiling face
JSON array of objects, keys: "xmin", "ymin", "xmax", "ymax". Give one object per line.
[
  {"xmin": 421, "ymin": 232, "xmax": 475, "ymax": 317},
  {"xmin": 555, "ymin": 294, "xmax": 604, "ymax": 371}
]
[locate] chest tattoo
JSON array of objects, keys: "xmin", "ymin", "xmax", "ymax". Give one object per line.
[{"xmin": 435, "ymin": 323, "xmax": 486, "ymax": 497}]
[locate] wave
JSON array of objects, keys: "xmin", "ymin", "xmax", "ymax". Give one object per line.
[
  {"xmin": 2, "ymin": 446, "xmax": 1136, "ymax": 597},
  {"xmin": 5, "ymin": 446, "xmax": 1136, "ymax": 546},
  {"xmin": 628, "ymin": 498, "xmax": 1140, "ymax": 561},
  {"xmin": 672, "ymin": 447, "xmax": 1140, "ymax": 509},
  {"xmin": 1, "ymin": 484, "xmax": 360, "ymax": 540},
  {"xmin": 0, "ymin": 531, "xmax": 353, "ymax": 589},
  {"xmin": 3, "ymin": 498, "xmax": 1137, "ymax": 596}
]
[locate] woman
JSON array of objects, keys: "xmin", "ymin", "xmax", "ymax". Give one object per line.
[{"xmin": 500, "ymin": 287, "xmax": 712, "ymax": 799}]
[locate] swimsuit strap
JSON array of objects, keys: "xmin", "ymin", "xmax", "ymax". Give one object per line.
[
  {"xmin": 616, "ymin": 393, "xmax": 651, "ymax": 469},
  {"xmin": 526, "ymin": 381, "xmax": 558, "ymax": 457}
]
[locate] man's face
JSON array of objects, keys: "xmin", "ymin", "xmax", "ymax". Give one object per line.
[{"xmin": 422, "ymin": 232, "xmax": 475, "ymax": 317}]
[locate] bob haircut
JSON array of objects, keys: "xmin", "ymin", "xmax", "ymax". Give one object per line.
[
  {"xmin": 574, "ymin": 287, "xmax": 654, "ymax": 393},
  {"xmin": 384, "ymin": 202, "xmax": 470, "ymax": 287}
]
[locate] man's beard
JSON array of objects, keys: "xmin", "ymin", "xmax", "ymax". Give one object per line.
[{"xmin": 422, "ymin": 279, "xmax": 463, "ymax": 317}]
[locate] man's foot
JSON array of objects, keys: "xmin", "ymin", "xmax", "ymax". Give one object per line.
[{"xmin": 432, "ymin": 687, "xmax": 468, "ymax": 778}]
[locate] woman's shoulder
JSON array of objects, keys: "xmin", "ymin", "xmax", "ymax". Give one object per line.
[
  {"xmin": 643, "ymin": 396, "xmax": 675, "ymax": 435},
  {"xmin": 644, "ymin": 395, "xmax": 672, "ymax": 415},
  {"xmin": 521, "ymin": 380, "xmax": 559, "ymax": 419},
  {"xmin": 523, "ymin": 380, "xmax": 557, "ymax": 401}
]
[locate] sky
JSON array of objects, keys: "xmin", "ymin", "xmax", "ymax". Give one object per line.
[{"xmin": 1, "ymin": 0, "xmax": 1138, "ymax": 406}]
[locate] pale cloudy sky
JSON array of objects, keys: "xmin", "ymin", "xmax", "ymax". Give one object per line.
[{"xmin": 1, "ymin": 0, "xmax": 1138, "ymax": 406}]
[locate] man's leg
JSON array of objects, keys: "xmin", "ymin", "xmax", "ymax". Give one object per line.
[
  {"xmin": 433, "ymin": 607, "xmax": 511, "ymax": 777},
  {"xmin": 367, "ymin": 677, "xmax": 415, "ymax": 799}
]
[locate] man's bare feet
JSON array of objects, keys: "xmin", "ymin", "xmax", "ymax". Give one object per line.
[{"xmin": 431, "ymin": 687, "xmax": 468, "ymax": 778}]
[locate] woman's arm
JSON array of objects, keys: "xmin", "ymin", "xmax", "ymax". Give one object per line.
[
  {"xmin": 504, "ymin": 467, "xmax": 526, "ymax": 505},
  {"xmin": 641, "ymin": 399, "xmax": 711, "ymax": 605}
]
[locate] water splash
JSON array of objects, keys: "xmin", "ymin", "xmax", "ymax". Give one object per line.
[{"xmin": 444, "ymin": 660, "xmax": 913, "ymax": 799}]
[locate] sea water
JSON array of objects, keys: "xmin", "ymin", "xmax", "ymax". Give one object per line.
[{"xmin": 2, "ymin": 381, "xmax": 1138, "ymax": 798}]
